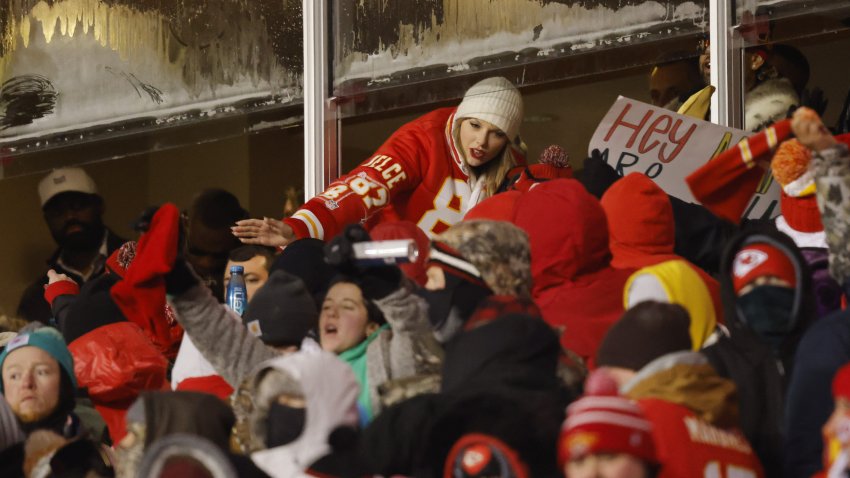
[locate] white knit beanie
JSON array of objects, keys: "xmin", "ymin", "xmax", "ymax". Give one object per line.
[{"xmin": 454, "ymin": 77, "xmax": 524, "ymax": 142}]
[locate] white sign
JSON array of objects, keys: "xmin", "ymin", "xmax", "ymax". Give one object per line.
[{"xmin": 588, "ymin": 96, "xmax": 781, "ymax": 220}]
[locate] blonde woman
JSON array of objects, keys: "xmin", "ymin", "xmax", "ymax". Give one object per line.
[{"xmin": 234, "ymin": 76, "xmax": 526, "ymax": 245}]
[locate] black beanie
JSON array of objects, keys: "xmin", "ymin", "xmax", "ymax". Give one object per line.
[
  {"xmin": 270, "ymin": 238, "xmax": 336, "ymax": 305},
  {"xmin": 243, "ymin": 271, "xmax": 318, "ymax": 348},
  {"xmin": 596, "ymin": 301, "xmax": 692, "ymax": 371}
]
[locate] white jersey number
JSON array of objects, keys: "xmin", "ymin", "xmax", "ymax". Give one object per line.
[{"xmin": 417, "ymin": 178, "xmax": 470, "ymax": 238}]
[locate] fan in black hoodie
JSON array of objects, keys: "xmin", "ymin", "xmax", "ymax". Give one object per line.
[
  {"xmin": 702, "ymin": 225, "xmax": 816, "ymax": 478},
  {"xmin": 359, "ymin": 313, "xmax": 572, "ymax": 478}
]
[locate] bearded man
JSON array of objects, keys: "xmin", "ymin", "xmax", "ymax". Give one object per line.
[{"xmin": 17, "ymin": 168, "xmax": 126, "ymax": 323}]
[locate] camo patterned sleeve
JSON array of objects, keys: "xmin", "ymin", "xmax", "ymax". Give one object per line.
[{"xmin": 810, "ymin": 143, "xmax": 850, "ymax": 284}]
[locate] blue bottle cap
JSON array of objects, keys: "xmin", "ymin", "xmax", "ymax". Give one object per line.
[{"xmin": 230, "ymin": 265, "xmax": 244, "ymax": 274}]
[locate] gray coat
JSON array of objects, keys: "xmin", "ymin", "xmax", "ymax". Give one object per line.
[{"xmin": 168, "ymin": 279, "xmax": 442, "ymax": 413}]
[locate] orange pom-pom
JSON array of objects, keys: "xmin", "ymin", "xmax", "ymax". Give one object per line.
[{"xmin": 771, "ymin": 139, "xmax": 811, "ymax": 187}]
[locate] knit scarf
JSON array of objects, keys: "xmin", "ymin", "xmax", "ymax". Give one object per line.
[{"xmin": 338, "ymin": 324, "xmax": 389, "ymax": 425}]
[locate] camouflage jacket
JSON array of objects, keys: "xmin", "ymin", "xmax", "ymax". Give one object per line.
[{"xmin": 810, "ymin": 143, "xmax": 850, "ymax": 285}]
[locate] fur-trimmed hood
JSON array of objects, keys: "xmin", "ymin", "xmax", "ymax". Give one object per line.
[
  {"xmin": 622, "ymin": 351, "xmax": 739, "ymax": 428},
  {"xmin": 745, "ymin": 77, "xmax": 799, "ymax": 132}
]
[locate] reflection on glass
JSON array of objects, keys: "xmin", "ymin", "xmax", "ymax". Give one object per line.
[
  {"xmin": 333, "ymin": 0, "xmax": 708, "ymax": 115},
  {"xmin": 0, "ymin": 0, "xmax": 303, "ymax": 153}
]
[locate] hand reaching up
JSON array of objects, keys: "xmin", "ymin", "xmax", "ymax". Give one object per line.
[{"xmin": 792, "ymin": 107, "xmax": 837, "ymax": 153}]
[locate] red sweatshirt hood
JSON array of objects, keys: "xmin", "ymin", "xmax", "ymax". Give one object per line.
[
  {"xmin": 513, "ymin": 179, "xmax": 612, "ymax": 291},
  {"xmin": 600, "ymin": 173, "xmax": 676, "ymax": 269}
]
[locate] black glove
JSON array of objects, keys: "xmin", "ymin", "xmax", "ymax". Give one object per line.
[
  {"xmin": 325, "ymin": 224, "xmax": 402, "ymax": 300},
  {"xmin": 164, "ymin": 213, "xmax": 197, "ymax": 295},
  {"xmin": 578, "ymin": 149, "xmax": 620, "ymax": 199},
  {"xmin": 164, "ymin": 258, "xmax": 200, "ymax": 296},
  {"xmin": 131, "ymin": 205, "xmax": 161, "ymax": 233}
]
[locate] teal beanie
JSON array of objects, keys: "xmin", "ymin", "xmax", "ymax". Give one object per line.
[{"xmin": 0, "ymin": 327, "xmax": 77, "ymax": 391}]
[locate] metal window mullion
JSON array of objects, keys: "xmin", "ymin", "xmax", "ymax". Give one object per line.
[
  {"xmin": 303, "ymin": 0, "xmax": 337, "ymax": 199},
  {"xmin": 710, "ymin": 0, "xmax": 744, "ymax": 129}
]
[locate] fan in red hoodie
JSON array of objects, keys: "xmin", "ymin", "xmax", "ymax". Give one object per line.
[
  {"xmin": 600, "ymin": 172, "xmax": 724, "ymax": 324},
  {"xmin": 511, "ymin": 179, "xmax": 634, "ymax": 366}
]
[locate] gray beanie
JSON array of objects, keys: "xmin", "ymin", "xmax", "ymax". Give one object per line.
[
  {"xmin": 438, "ymin": 220, "xmax": 532, "ymax": 297},
  {"xmin": 453, "ymin": 77, "xmax": 524, "ymax": 142}
]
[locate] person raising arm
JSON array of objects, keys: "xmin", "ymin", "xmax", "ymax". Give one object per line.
[{"xmin": 232, "ymin": 76, "xmax": 526, "ymax": 246}]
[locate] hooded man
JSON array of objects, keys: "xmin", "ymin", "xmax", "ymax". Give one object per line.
[
  {"xmin": 601, "ymin": 172, "xmax": 723, "ymax": 323},
  {"xmin": 511, "ymin": 178, "xmax": 635, "ymax": 365},
  {"xmin": 623, "ymin": 259, "xmax": 718, "ymax": 351},
  {"xmin": 702, "ymin": 227, "xmax": 815, "ymax": 476},
  {"xmin": 419, "ymin": 219, "xmax": 532, "ymax": 343},
  {"xmin": 248, "ymin": 350, "xmax": 361, "ymax": 478}
]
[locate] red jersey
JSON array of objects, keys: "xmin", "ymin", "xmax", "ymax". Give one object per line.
[
  {"xmin": 284, "ymin": 107, "xmax": 522, "ymax": 240},
  {"xmin": 638, "ymin": 398, "xmax": 765, "ymax": 478}
]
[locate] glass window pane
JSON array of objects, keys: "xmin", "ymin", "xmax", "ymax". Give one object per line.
[
  {"xmin": 333, "ymin": 0, "xmax": 709, "ymax": 118},
  {"xmin": 726, "ymin": 1, "xmax": 850, "ymax": 130},
  {"xmin": 0, "ymin": 0, "xmax": 303, "ymax": 177}
]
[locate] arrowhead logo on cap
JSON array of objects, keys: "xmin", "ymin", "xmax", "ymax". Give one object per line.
[
  {"xmin": 461, "ymin": 445, "xmax": 491, "ymax": 475},
  {"xmin": 734, "ymin": 250, "xmax": 768, "ymax": 278}
]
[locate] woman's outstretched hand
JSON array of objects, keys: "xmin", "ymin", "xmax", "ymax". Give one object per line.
[{"xmin": 232, "ymin": 217, "xmax": 295, "ymax": 248}]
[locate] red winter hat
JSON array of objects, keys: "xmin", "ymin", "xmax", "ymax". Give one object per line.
[
  {"xmin": 833, "ymin": 363, "xmax": 850, "ymax": 402},
  {"xmin": 686, "ymin": 119, "xmax": 792, "ymax": 224},
  {"xmin": 732, "ymin": 243, "xmax": 797, "ymax": 294},
  {"xmin": 512, "ymin": 145, "xmax": 573, "ymax": 192},
  {"xmin": 559, "ymin": 395, "xmax": 656, "ymax": 467}
]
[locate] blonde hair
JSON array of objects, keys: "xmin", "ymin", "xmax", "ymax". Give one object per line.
[{"xmin": 453, "ymin": 124, "xmax": 526, "ymax": 199}]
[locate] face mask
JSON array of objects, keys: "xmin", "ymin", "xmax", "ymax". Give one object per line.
[
  {"xmin": 266, "ymin": 402, "xmax": 306, "ymax": 448},
  {"xmin": 737, "ymin": 285, "xmax": 796, "ymax": 349},
  {"xmin": 415, "ymin": 273, "xmax": 491, "ymax": 343}
]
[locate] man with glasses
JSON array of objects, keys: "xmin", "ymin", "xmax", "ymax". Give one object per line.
[{"xmin": 17, "ymin": 167, "xmax": 126, "ymax": 323}]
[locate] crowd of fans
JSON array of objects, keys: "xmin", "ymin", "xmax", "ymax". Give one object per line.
[{"xmin": 3, "ymin": 39, "xmax": 850, "ymax": 478}]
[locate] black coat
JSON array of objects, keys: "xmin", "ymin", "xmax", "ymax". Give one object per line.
[
  {"xmin": 359, "ymin": 314, "xmax": 571, "ymax": 478},
  {"xmin": 783, "ymin": 307, "xmax": 850, "ymax": 478},
  {"xmin": 702, "ymin": 225, "xmax": 816, "ymax": 478},
  {"xmin": 17, "ymin": 229, "xmax": 126, "ymax": 323}
]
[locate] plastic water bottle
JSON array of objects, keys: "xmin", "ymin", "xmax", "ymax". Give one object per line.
[{"xmin": 226, "ymin": 265, "xmax": 247, "ymax": 316}]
